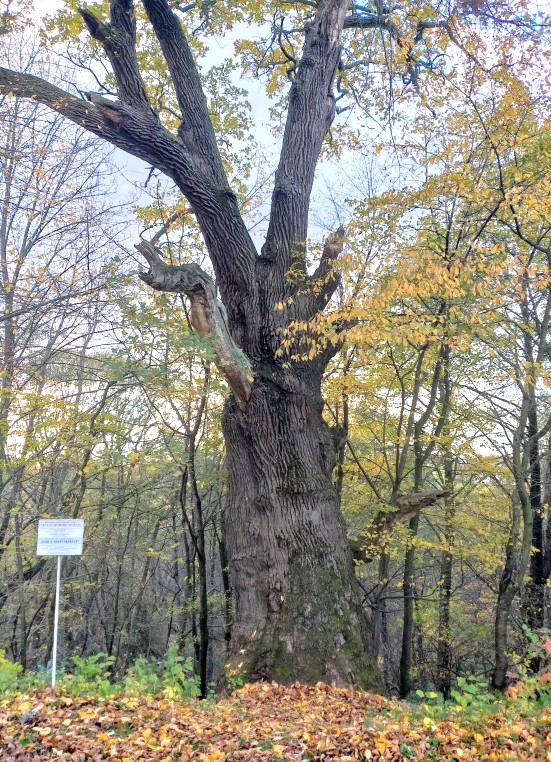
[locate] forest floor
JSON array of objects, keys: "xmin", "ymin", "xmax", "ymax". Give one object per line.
[{"xmin": 0, "ymin": 680, "xmax": 550, "ymax": 761}]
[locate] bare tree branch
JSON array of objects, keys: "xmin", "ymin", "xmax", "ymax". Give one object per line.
[
  {"xmin": 303, "ymin": 225, "xmax": 345, "ymax": 315},
  {"xmin": 0, "ymin": 67, "xmax": 257, "ymax": 312}
]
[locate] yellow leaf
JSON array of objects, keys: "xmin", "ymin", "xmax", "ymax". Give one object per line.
[
  {"xmin": 272, "ymin": 744, "xmax": 285, "ymax": 755},
  {"xmin": 16, "ymin": 701, "xmax": 32, "ymax": 713},
  {"xmin": 36, "ymin": 727, "xmax": 52, "ymax": 737}
]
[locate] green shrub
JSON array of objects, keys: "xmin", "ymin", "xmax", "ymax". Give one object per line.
[
  {"xmin": 124, "ymin": 656, "xmax": 162, "ymax": 697},
  {"xmin": 0, "ymin": 650, "xmax": 23, "ymax": 692},
  {"xmin": 161, "ymin": 644, "xmax": 201, "ymax": 699},
  {"xmin": 0, "ymin": 646, "xmax": 201, "ymax": 699},
  {"xmin": 125, "ymin": 645, "xmax": 200, "ymax": 699},
  {"xmin": 61, "ymin": 653, "xmax": 117, "ymax": 697}
]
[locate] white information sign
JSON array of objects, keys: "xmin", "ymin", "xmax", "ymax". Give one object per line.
[
  {"xmin": 37, "ymin": 519, "xmax": 84, "ymax": 556},
  {"xmin": 36, "ymin": 518, "xmax": 85, "ymax": 688}
]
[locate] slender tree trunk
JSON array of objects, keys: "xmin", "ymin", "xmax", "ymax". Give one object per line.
[
  {"xmin": 107, "ymin": 498, "xmax": 134, "ymax": 660},
  {"xmin": 492, "ymin": 524, "xmax": 519, "ymax": 691},
  {"xmin": 217, "ymin": 526, "xmax": 232, "ymax": 653},
  {"xmin": 492, "ymin": 492, "xmax": 533, "ymax": 690},
  {"xmin": 523, "ymin": 402, "xmax": 544, "ymax": 634},
  {"xmin": 543, "ymin": 442, "xmax": 551, "ymax": 598},
  {"xmin": 374, "ymin": 552, "xmax": 395, "ymax": 692},
  {"xmin": 222, "ymin": 378, "xmax": 383, "ymax": 690},
  {"xmin": 180, "ymin": 530, "xmax": 193, "ymax": 654},
  {"xmin": 189, "ymin": 449, "xmax": 208, "ymax": 698},
  {"xmin": 399, "ymin": 445, "xmax": 425, "ymax": 698},
  {"xmin": 399, "ymin": 512, "xmax": 420, "ymax": 698},
  {"xmin": 373, "ymin": 552, "xmax": 388, "ymax": 661},
  {"xmin": 436, "ymin": 457, "xmax": 454, "ymax": 699},
  {"xmin": 14, "ymin": 514, "xmax": 27, "ymax": 670},
  {"xmin": 492, "ymin": 313, "xmax": 541, "ymax": 690}
]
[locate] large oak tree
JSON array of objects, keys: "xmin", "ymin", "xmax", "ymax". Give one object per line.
[{"xmin": 0, "ymin": 0, "xmax": 545, "ymax": 689}]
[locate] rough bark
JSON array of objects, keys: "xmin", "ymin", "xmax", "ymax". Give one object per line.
[{"xmin": 222, "ymin": 376, "xmax": 384, "ymax": 690}]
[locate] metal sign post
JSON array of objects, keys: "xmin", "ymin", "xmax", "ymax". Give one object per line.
[
  {"xmin": 51, "ymin": 556, "xmax": 62, "ymax": 688},
  {"xmin": 36, "ymin": 519, "xmax": 84, "ymax": 688}
]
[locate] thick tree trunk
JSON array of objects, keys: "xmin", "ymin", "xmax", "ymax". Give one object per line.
[{"xmin": 222, "ymin": 377, "xmax": 384, "ymax": 691}]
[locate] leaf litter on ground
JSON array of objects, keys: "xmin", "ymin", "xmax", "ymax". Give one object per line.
[{"xmin": 0, "ymin": 681, "xmax": 550, "ymax": 761}]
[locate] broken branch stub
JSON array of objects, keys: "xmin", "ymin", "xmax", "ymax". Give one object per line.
[
  {"xmin": 351, "ymin": 489, "xmax": 450, "ymax": 563},
  {"xmin": 136, "ymin": 239, "xmax": 252, "ymax": 410}
]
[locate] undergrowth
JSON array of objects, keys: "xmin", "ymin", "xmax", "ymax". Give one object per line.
[{"xmin": 0, "ymin": 644, "xmax": 201, "ymax": 700}]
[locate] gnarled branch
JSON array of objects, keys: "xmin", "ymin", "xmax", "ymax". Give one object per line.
[{"xmin": 136, "ymin": 239, "xmax": 252, "ymax": 410}]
